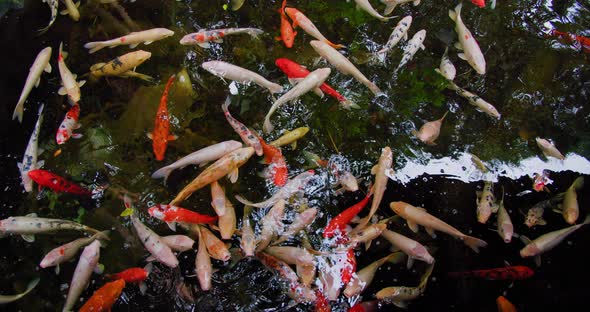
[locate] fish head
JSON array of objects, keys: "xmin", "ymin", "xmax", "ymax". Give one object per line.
[
  {"xmin": 524, "ymin": 210, "xmax": 541, "ymax": 228},
  {"xmin": 499, "ymin": 223, "xmax": 513, "ymax": 243},
  {"xmin": 389, "ymin": 201, "xmax": 406, "ymax": 215},
  {"xmin": 284, "ymin": 7, "xmax": 301, "ymax": 20},
  {"xmin": 519, "ymin": 243, "xmax": 540, "ymax": 258},
  {"xmin": 470, "ymin": 55, "xmax": 486, "ymax": 75},
  {"xmin": 39, "ymin": 251, "xmax": 59, "ymax": 268},
  {"xmin": 134, "ymin": 50, "xmax": 152, "ymax": 63},
  {"xmin": 233, "ymin": 147, "xmax": 255, "ymax": 163},
  {"xmin": 535, "ymin": 137, "xmax": 551, "ymax": 149},
  {"xmin": 400, "ymin": 16, "xmax": 413, "ymax": 25},
  {"xmin": 309, "ymin": 40, "xmax": 327, "ymax": 53},
  {"xmin": 159, "ymin": 28, "xmax": 175, "ymax": 38},
  {"xmin": 27, "ymin": 169, "xmax": 46, "ymax": 183},
  {"xmin": 179, "ymin": 34, "xmax": 195, "ymax": 45},
  {"xmin": 147, "ymin": 205, "xmax": 165, "ymax": 220},
  {"xmin": 274, "ymin": 58, "xmax": 295, "ymax": 74},
  {"xmin": 55, "ymin": 126, "xmax": 70, "ymax": 146},
  {"xmin": 339, "ymin": 171, "xmax": 359, "ymax": 192},
  {"xmin": 564, "ymin": 209, "xmax": 578, "ymax": 225},
  {"xmin": 476, "ymin": 205, "xmax": 492, "ymax": 224},
  {"xmin": 201, "ymin": 61, "xmax": 224, "ymax": 76},
  {"xmin": 412, "ymin": 245, "xmax": 434, "ymax": 264}
]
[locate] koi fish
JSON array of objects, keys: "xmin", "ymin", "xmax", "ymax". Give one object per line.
[
  {"xmin": 310, "ymin": 40, "xmax": 381, "ymax": 95},
  {"xmin": 449, "ymin": 3, "xmax": 486, "ymax": 74},
  {"xmin": 411, "ymin": 112, "xmax": 447, "ymax": 145},
  {"xmin": 496, "ymin": 190, "xmax": 513, "ymax": 243},
  {"xmin": 151, "ymin": 140, "xmax": 243, "ymax": 183},
  {"xmin": 497, "ymin": 296, "xmax": 517, "ymax": 312},
  {"xmin": 520, "ymin": 215, "xmax": 590, "ymax": 266},
  {"xmin": 555, "ymin": 176, "xmax": 584, "ymax": 224},
  {"xmin": 349, "ymin": 223, "xmax": 387, "ymax": 249},
  {"xmin": 270, "ymin": 126, "xmax": 310, "ymax": 149},
  {"xmin": 476, "ymin": 180, "xmax": 498, "ymax": 224},
  {"xmin": 0, "ymin": 278, "xmax": 39, "ymax": 304},
  {"xmin": 13, "ymin": 47, "xmax": 52, "ymax": 122},
  {"xmin": 180, "ymin": 27, "xmax": 263, "ymax": 48},
  {"xmin": 535, "ymin": 137, "xmax": 565, "ymax": 160},
  {"xmin": 265, "ymin": 246, "xmax": 315, "ymax": 286},
  {"xmin": 256, "ymin": 199, "xmax": 287, "ymax": 252},
  {"xmin": 469, "ymin": 0, "xmax": 485, "ymax": 8},
  {"xmin": 340, "ymin": 248, "xmax": 357, "ymax": 285},
  {"xmin": 285, "ymin": 7, "xmax": 344, "ymax": 49},
  {"xmin": 84, "ymin": 28, "xmax": 175, "ymax": 54},
  {"xmin": 60, "ymin": 0, "xmax": 80, "ymax": 22},
  {"xmin": 210, "ymin": 181, "xmax": 227, "ymax": 216},
  {"xmin": 56, "ymin": 103, "xmax": 82, "ymax": 145},
  {"xmin": 201, "ymin": 61, "xmax": 283, "ymax": 94},
  {"xmin": 230, "ymin": 0, "xmax": 245, "ymax": 11},
  {"xmin": 18, "ymin": 105, "xmax": 45, "ymax": 192},
  {"xmin": 447, "ymin": 82, "xmax": 501, "ymax": 119},
  {"xmin": 79, "ymin": 279, "xmax": 125, "ymax": 312},
  {"xmin": 273, "ymin": 207, "xmax": 317, "ymax": 245},
  {"xmin": 235, "ymin": 170, "xmax": 315, "ymax": 208},
  {"xmin": 161, "ymin": 235, "xmax": 195, "ymax": 252},
  {"xmin": 263, "ymin": 67, "xmax": 332, "ymax": 133},
  {"xmin": 89, "ymin": 50, "xmax": 152, "ymax": 79},
  {"xmin": 63, "ymin": 240, "xmax": 101, "ymax": 312},
  {"xmin": 549, "ymin": 29, "xmax": 590, "ymax": 53},
  {"xmin": 148, "ymin": 75, "xmax": 177, "ymax": 161},
  {"xmin": 28, "ymin": 169, "xmax": 91, "ymax": 196},
  {"xmin": 348, "ymin": 301, "xmax": 378, "ymax": 312},
  {"xmin": 221, "ymin": 96, "xmax": 263, "ymax": 156},
  {"xmin": 381, "ymin": 229, "xmax": 433, "ymax": 268},
  {"xmin": 148, "ymin": 204, "xmax": 218, "ymax": 231},
  {"xmin": 106, "ymin": 267, "xmax": 149, "ymax": 283},
  {"xmin": 197, "ymin": 226, "xmax": 231, "ymax": 261},
  {"xmin": 375, "ymin": 263, "xmax": 434, "ymax": 309},
  {"xmin": 376, "ymin": 16, "xmax": 413, "ymax": 61},
  {"xmin": 0, "ymin": 215, "xmax": 99, "ymax": 242},
  {"xmin": 344, "ymin": 253, "xmax": 402, "ymax": 298},
  {"xmin": 257, "ymin": 251, "xmax": 316, "ymax": 303},
  {"xmin": 390, "ymin": 201, "xmax": 488, "ymax": 252},
  {"xmin": 524, "ymin": 192, "xmax": 565, "ymax": 228},
  {"xmin": 448, "ymin": 265, "xmax": 534, "ymax": 280},
  {"xmin": 434, "ymin": 47, "xmax": 456, "ymax": 81},
  {"xmin": 275, "ymin": 58, "xmax": 357, "ymax": 109},
  {"xmin": 57, "ymin": 43, "xmax": 85, "ymax": 103},
  {"xmin": 40, "ymin": 231, "xmax": 110, "ymax": 273},
  {"xmin": 131, "ymin": 214, "xmax": 179, "ymax": 268},
  {"xmin": 259, "ymin": 135, "xmax": 288, "ymax": 186},
  {"xmin": 240, "ymin": 218, "xmax": 256, "ymax": 256},
  {"xmin": 170, "ymin": 147, "xmax": 254, "ymax": 205},
  {"xmin": 324, "ymin": 191, "xmax": 373, "ymax": 239},
  {"xmin": 380, "ymin": 0, "xmax": 421, "ymax": 15},
  {"xmin": 354, "ymin": 0, "xmax": 393, "ymax": 21},
  {"xmin": 397, "ymin": 30, "xmax": 426, "ymax": 71},
  {"xmin": 277, "ymin": 0, "xmax": 296, "ymax": 48},
  {"xmin": 532, "ymin": 170, "xmax": 552, "ymax": 192},
  {"xmin": 38, "ymin": 0, "xmax": 58, "ymax": 34},
  {"xmin": 195, "ymin": 227, "xmax": 212, "ymax": 291}
]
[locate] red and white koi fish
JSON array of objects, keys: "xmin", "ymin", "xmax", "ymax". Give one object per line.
[
  {"xmin": 275, "ymin": 58, "xmax": 356, "ymax": 109},
  {"xmin": 170, "ymin": 147, "xmax": 255, "ymax": 205},
  {"xmin": 256, "ymin": 199, "xmax": 287, "ymax": 252},
  {"xmin": 221, "ymin": 96, "xmax": 263, "ymax": 156},
  {"xmin": 390, "ymin": 201, "xmax": 488, "ymax": 252},
  {"xmin": 63, "ymin": 240, "xmax": 101, "ymax": 312},
  {"xmin": 310, "ymin": 40, "xmax": 381, "ymax": 95},
  {"xmin": 148, "ymin": 204, "xmax": 217, "ymax": 231},
  {"xmin": 375, "ymin": 263, "xmax": 434, "ymax": 309},
  {"xmin": 348, "ymin": 301, "xmax": 378, "ymax": 312},
  {"xmin": 411, "ymin": 112, "xmax": 447, "ymax": 145},
  {"xmin": 180, "ymin": 28, "xmax": 263, "ymax": 48},
  {"xmin": 18, "ymin": 105, "xmax": 45, "ymax": 192},
  {"xmin": 235, "ymin": 170, "xmax": 315, "ymax": 208},
  {"xmin": 285, "ymin": 7, "xmax": 344, "ymax": 49},
  {"xmin": 28, "ymin": 169, "xmax": 91, "ymax": 196},
  {"xmin": 151, "ymin": 140, "xmax": 243, "ymax": 183},
  {"xmin": 355, "ymin": 0, "xmax": 393, "ymax": 21},
  {"xmin": 257, "ymin": 251, "xmax": 317, "ymax": 303},
  {"xmin": 535, "ymin": 137, "xmax": 565, "ymax": 160},
  {"xmin": 201, "ymin": 61, "xmax": 283, "ymax": 94},
  {"xmin": 273, "ymin": 207, "xmax": 317, "ymax": 245},
  {"xmin": 161, "ymin": 235, "xmax": 195, "ymax": 252},
  {"xmin": 380, "ymin": 0, "xmax": 421, "ymax": 15},
  {"xmin": 198, "ymin": 226, "xmax": 231, "ymax": 261},
  {"xmin": 84, "ymin": 28, "xmax": 175, "ymax": 54},
  {"xmin": 532, "ymin": 170, "xmax": 552, "ymax": 192},
  {"xmin": 264, "ymin": 67, "xmax": 332, "ymax": 133},
  {"xmin": 258, "ymin": 135, "xmax": 288, "ymax": 186},
  {"xmin": 196, "ymin": 227, "xmax": 212, "ymax": 291},
  {"xmin": 39, "ymin": 231, "xmax": 109, "ymax": 273},
  {"xmin": 106, "ymin": 267, "xmax": 149, "ymax": 283},
  {"xmin": 448, "ymin": 265, "xmax": 534, "ymax": 280},
  {"xmin": 277, "ymin": 0, "xmax": 296, "ymax": 48},
  {"xmin": 0, "ymin": 215, "xmax": 99, "ymax": 242},
  {"xmin": 449, "ymin": 3, "xmax": 486, "ymax": 74},
  {"xmin": 13, "ymin": 47, "xmax": 51, "ymax": 122},
  {"xmin": 376, "ymin": 16, "xmax": 413, "ymax": 61},
  {"xmin": 344, "ymin": 253, "xmax": 403, "ymax": 298},
  {"xmin": 56, "ymin": 103, "xmax": 82, "ymax": 145},
  {"xmin": 381, "ymin": 229, "xmax": 434, "ymax": 268},
  {"xmin": 148, "ymin": 75, "xmax": 177, "ymax": 161},
  {"xmin": 324, "ymin": 191, "xmax": 373, "ymax": 239},
  {"xmin": 79, "ymin": 279, "xmax": 125, "ymax": 312},
  {"xmin": 57, "ymin": 43, "xmax": 85, "ymax": 103},
  {"xmin": 131, "ymin": 214, "xmax": 179, "ymax": 268}
]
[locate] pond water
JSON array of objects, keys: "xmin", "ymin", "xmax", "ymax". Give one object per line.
[{"xmin": 1, "ymin": 0, "xmax": 589, "ymax": 311}]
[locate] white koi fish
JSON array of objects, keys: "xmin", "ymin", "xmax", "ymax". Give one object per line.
[
  {"xmin": 381, "ymin": 229, "xmax": 434, "ymax": 268},
  {"xmin": 235, "ymin": 170, "xmax": 316, "ymax": 208},
  {"xmin": 210, "ymin": 181, "xmax": 227, "ymax": 216},
  {"xmin": 221, "ymin": 96, "xmax": 263, "ymax": 155},
  {"xmin": 390, "ymin": 201, "xmax": 488, "ymax": 252},
  {"xmin": 411, "ymin": 112, "xmax": 447, "ymax": 146},
  {"xmin": 38, "ymin": 0, "xmax": 58, "ymax": 33},
  {"xmin": 18, "ymin": 105, "xmax": 45, "ymax": 192},
  {"xmin": 84, "ymin": 28, "xmax": 175, "ymax": 54},
  {"xmin": 476, "ymin": 180, "xmax": 498, "ymax": 224},
  {"xmin": 13, "ymin": 47, "xmax": 52, "ymax": 122},
  {"xmin": 376, "ymin": 16, "xmax": 413, "ymax": 61},
  {"xmin": 310, "ymin": 40, "xmax": 381, "ymax": 95},
  {"xmin": 201, "ymin": 61, "xmax": 283, "ymax": 94},
  {"xmin": 354, "ymin": 0, "xmax": 393, "ymax": 21},
  {"xmin": 131, "ymin": 214, "xmax": 178, "ymax": 268},
  {"xmin": 0, "ymin": 215, "xmax": 99, "ymax": 242},
  {"xmin": 397, "ymin": 29, "xmax": 426, "ymax": 71},
  {"xmin": 179, "ymin": 28, "xmax": 264, "ymax": 48},
  {"xmin": 449, "ymin": 3, "xmax": 486, "ymax": 74},
  {"xmin": 496, "ymin": 190, "xmax": 513, "ymax": 243},
  {"xmin": 256, "ymin": 199, "xmax": 287, "ymax": 252},
  {"xmin": 62, "ymin": 240, "xmax": 101, "ymax": 312},
  {"xmin": 520, "ymin": 215, "xmax": 590, "ymax": 266},
  {"xmin": 535, "ymin": 137, "xmax": 565, "ymax": 160},
  {"xmin": 0, "ymin": 278, "xmax": 39, "ymax": 304},
  {"xmin": 434, "ymin": 47, "xmax": 456, "ymax": 81},
  {"xmin": 263, "ymin": 67, "xmax": 331, "ymax": 133},
  {"xmin": 60, "ymin": 0, "xmax": 80, "ymax": 22},
  {"xmin": 57, "ymin": 43, "xmax": 85, "ymax": 103},
  {"xmin": 196, "ymin": 227, "xmax": 212, "ymax": 291},
  {"xmin": 447, "ymin": 82, "xmax": 501, "ymax": 119},
  {"xmin": 161, "ymin": 235, "xmax": 194, "ymax": 252},
  {"xmin": 380, "ymin": 0, "xmax": 421, "ymax": 15},
  {"xmin": 39, "ymin": 231, "xmax": 110, "ymax": 273},
  {"xmin": 556, "ymin": 177, "xmax": 584, "ymax": 224},
  {"xmin": 273, "ymin": 207, "xmax": 317, "ymax": 245},
  {"xmin": 151, "ymin": 140, "xmax": 243, "ymax": 183},
  {"xmin": 344, "ymin": 252, "xmax": 403, "ymax": 298},
  {"xmin": 240, "ymin": 218, "xmax": 256, "ymax": 257}
]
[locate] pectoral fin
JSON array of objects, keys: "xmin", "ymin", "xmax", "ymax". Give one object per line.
[
  {"xmin": 78, "ymin": 80, "xmax": 86, "ymax": 88},
  {"xmin": 129, "ymin": 43, "xmax": 139, "ymax": 49},
  {"xmin": 166, "ymin": 222, "xmax": 177, "ymax": 232},
  {"xmin": 313, "ymin": 88, "xmax": 324, "ymax": 98},
  {"xmin": 36, "ymin": 160, "xmax": 45, "ymax": 169},
  {"xmin": 167, "ymin": 134, "xmax": 178, "ymax": 141},
  {"xmin": 420, "ymin": 44, "xmax": 426, "ymax": 50},
  {"xmin": 147, "ymin": 132, "xmax": 154, "ymax": 140},
  {"xmin": 458, "ymin": 53, "xmax": 467, "ymax": 60},
  {"xmin": 454, "ymin": 41, "xmax": 463, "ymax": 50},
  {"xmin": 407, "ymin": 220, "xmax": 419, "ymax": 233},
  {"xmin": 214, "ymin": 39, "xmax": 223, "ymax": 43},
  {"xmin": 228, "ymin": 168, "xmax": 239, "ymax": 183},
  {"xmin": 290, "ymin": 141, "xmax": 297, "ymax": 149},
  {"xmin": 406, "ymin": 257, "xmax": 415, "ymax": 269},
  {"xmin": 144, "ymin": 41, "xmax": 154, "ymax": 45},
  {"xmin": 425, "ymin": 227, "xmax": 436, "ymax": 238},
  {"xmin": 60, "ymin": 9, "xmax": 68, "ymax": 15},
  {"xmin": 534, "ymin": 255, "xmax": 541, "ymax": 267},
  {"xmin": 58, "ymin": 87, "xmax": 67, "ymax": 95},
  {"xmin": 197, "ymin": 42, "xmax": 211, "ymax": 49},
  {"xmin": 371, "ymin": 165, "xmax": 378, "ymax": 175},
  {"xmin": 45, "ymin": 63, "xmax": 52, "ymax": 73},
  {"xmin": 55, "ymin": 265, "xmax": 60, "ymax": 275},
  {"xmin": 21, "ymin": 234, "xmax": 35, "ymax": 243},
  {"xmin": 35, "ymin": 78, "xmax": 41, "ymax": 88},
  {"xmin": 288, "ymin": 78, "xmax": 303, "ymax": 85},
  {"xmin": 72, "ymin": 133, "xmax": 83, "ymax": 139}
]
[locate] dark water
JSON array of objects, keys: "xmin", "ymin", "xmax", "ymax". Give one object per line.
[{"xmin": 1, "ymin": 0, "xmax": 589, "ymax": 311}]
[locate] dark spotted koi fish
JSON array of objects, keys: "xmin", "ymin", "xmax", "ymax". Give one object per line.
[
  {"xmin": 148, "ymin": 75, "xmax": 177, "ymax": 161},
  {"xmin": 221, "ymin": 96, "xmax": 263, "ymax": 156},
  {"xmin": 27, "ymin": 169, "xmax": 91, "ymax": 196},
  {"xmin": 448, "ymin": 265, "xmax": 534, "ymax": 280}
]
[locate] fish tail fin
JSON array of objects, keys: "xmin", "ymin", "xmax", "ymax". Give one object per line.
[
  {"xmin": 83, "ymin": 42, "xmax": 106, "ymax": 54},
  {"xmin": 268, "ymin": 83, "xmax": 283, "ymax": 94},
  {"xmin": 263, "ymin": 115, "xmax": 274, "ymax": 134},
  {"xmin": 571, "ymin": 176, "xmax": 584, "ymax": 191},
  {"xmin": 221, "ymin": 96, "xmax": 231, "ymax": 112},
  {"xmin": 582, "ymin": 214, "xmax": 590, "ymax": 225},
  {"xmin": 340, "ymin": 99, "xmax": 360, "ymax": 110},
  {"xmin": 381, "ymin": 1, "xmax": 398, "ymax": 15},
  {"xmin": 376, "ymin": 49, "xmax": 388, "ymax": 63},
  {"xmin": 12, "ymin": 101, "xmax": 24, "ymax": 123},
  {"xmin": 95, "ymin": 230, "xmax": 111, "ymax": 242},
  {"xmin": 448, "ymin": 7, "xmax": 457, "ymax": 22},
  {"xmin": 462, "ymin": 235, "xmax": 487, "ymax": 253},
  {"xmin": 247, "ymin": 28, "xmax": 265, "ymax": 38},
  {"xmin": 440, "ymin": 111, "xmax": 449, "ymax": 121},
  {"xmin": 151, "ymin": 166, "xmax": 173, "ymax": 183},
  {"xmin": 326, "ymin": 40, "xmax": 345, "ymax": 50}
]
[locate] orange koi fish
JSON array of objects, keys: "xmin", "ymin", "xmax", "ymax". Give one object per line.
[
  {"xmin": 285, "ymin": 7, "xmax": 344, "ymax": 49},
  {"xmin": 277, "ymin": 0, "xmax": 296, "ymax": 48},
  {"xmin": 106, "ymin": 268, "xmax": 149, "ymax": 283},
  {"xmin": 79, "ymin": 279, "xmax": 125, "ymax": 312},
  {"xmin": 148, "ymin": 75, "xmax": 177, "ymax": 161},
  {"xmin": 496, "ymin": 296, "xmax": 517, "ymax": 312},
  {"xmin": 550, "ymin": 29, "xmax": 590, "ymax": 53}
]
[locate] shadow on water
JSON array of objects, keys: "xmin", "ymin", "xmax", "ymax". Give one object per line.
[{"xmin": 1, "ymin": 0, "xmax": 589, "ymax": 311}]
